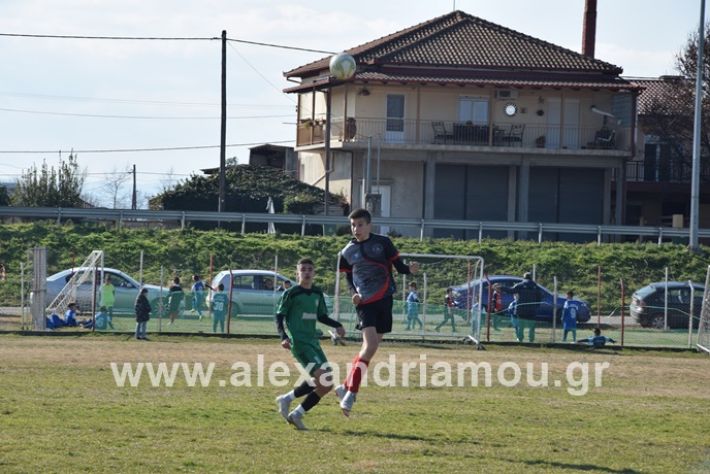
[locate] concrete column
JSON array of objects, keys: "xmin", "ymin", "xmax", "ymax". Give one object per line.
[
  {"xmin": 615, "ymin": 164, "xmax": 624, "ymax": 227},
  {"xmin": 507, "ymin": 165, "xmax": 517, "ymax": 239},
  {"xmin": 603, "ymin": 167, "xmax": 611, "ymax": 226},
  {"xmin": 423, "ymin": 153, "xmax": 437, "ymax": 237},
  {"xmin": 517, "ymin": 161, "xmax": 530, "ymax": 240}
]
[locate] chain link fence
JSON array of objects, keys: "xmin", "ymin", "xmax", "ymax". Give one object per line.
[{"xmin": 0, "ymin": 249, "xmax": 706, "ymax": 350}]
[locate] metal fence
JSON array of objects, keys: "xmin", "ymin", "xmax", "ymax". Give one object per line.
[
  {"xmin": 2, "ymin": 206, "xmax": 710, "ymax": 244},
  {"xmin": 0, "ymin": 252, "xmax": 705, "ymax": 350}
]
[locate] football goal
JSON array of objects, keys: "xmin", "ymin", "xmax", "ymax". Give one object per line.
[
  {"xmin": 697, "ymin": 265, "xmax": 710, "ymax": 355},
  {"xmin": 333, "ymin": 252, "xmax": 485, "ymax": 345}
]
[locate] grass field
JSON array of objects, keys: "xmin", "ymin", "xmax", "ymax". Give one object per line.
[{"xmin": 1, "ymin": 334, "xmax": 709, "ymax": 473}]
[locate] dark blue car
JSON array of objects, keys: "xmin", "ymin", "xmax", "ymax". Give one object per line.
[{"xmin": 453, "ymin": 275, "xmax": 591, "ymax": 323}]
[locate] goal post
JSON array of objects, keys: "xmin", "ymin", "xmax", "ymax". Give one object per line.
[
  {"xmin": 697, "ymin": 265, "xmax": 710, "ymax": 355},
  {"xmin": 333, "ymin": 252, "xmax": 485, "ymax": 343}
]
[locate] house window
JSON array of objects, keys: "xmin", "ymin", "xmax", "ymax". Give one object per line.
[
  {"xmin": 386, "ymin": 95, "xmax": 405, "ymax": 132},
  {"xmin": 458, "ymin": 97, "xmax": 488, "ymax": 124}
]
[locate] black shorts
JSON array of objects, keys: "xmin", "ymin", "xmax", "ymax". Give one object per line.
[{"xmin": 356, "ymin": 295, "xmax": 393, "ymax": 334}]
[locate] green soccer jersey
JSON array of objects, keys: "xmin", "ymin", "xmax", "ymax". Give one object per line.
[
  {"xmin": 276, "ymin": 285, "xmax": 328, "ymax": 345},
  {"xmin": 212, "ymin": 292, "xmax": 229, "ymax": 319}
]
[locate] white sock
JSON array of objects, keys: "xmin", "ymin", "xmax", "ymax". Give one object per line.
[
  {"xmin": 284, "ymin": 390, "xmax": 296, "ymax": 402},
  {"xmin": 292, "ymin": 405, "xmax": 305, "ymax": 416}
]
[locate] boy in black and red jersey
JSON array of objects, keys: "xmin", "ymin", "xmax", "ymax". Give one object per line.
[{"xmin": 334, "ymin": 208, "xmax": 419, "ymax": 416}]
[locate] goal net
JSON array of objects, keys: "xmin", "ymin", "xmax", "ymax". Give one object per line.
[
  {"xmin": 46, "ymin": 250, "xmax": 105, "ymax": 318},
  {"xmin": 333, "ymin": 252, "xmax": 485, "ymax": 343},
  {"xmin": 697, "ymin": 265, "xmax": 710, "ymax": 355}
]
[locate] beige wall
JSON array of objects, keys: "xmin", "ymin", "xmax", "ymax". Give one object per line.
[{"xmin": 322, "ymin": 84, "xmax": 616, "ymax": 125}]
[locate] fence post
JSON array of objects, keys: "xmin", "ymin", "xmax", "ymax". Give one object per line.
[
  {"xmin": 241, "ymin": 215, "xmax": 246, "ymax": 235},
  {"xmin": 620, "ymin": 278, "xmax": 625, "ymax": 347},
  {"xmin": 301, "ymin": 215, "xmax": 306, "ymax": 236},
  {"xmin": 159, "ymin": 266, "xmax": 164, "ymax": 334},
  {"xmin": 538, "ymin": 223, "xmax": 543, "ymax": 243},
  {"xmin": 422, "ymin": 272, "xmax": 428, "ymax": 332},
  {"xmin": 597, "ymin": 265, "xmax": 602, "ymax": 327},
  {"xmin": 552, "ymin": 276, "xmax": 557, "ymax": 343},
  {"xmin": 657, "ymin": 227, "xmax": 663, "ymax": 245},
  {"xmin": 478, "ymin": 223, "xmax": 483, "ymax": 244},
  {"xmin": 419, "ymin": 219, "xmax": 425, "ymax": 241},
  {"xmin": 688, "ymin": 280, "xmax": 695, "ymax": 348},
  {"xmin": 597, "ymin": 226, "xmax": 602, "ymax": 245},
  {"xmin": 664, "ymin": 267, "xmax": 669, "ymax": 331}
]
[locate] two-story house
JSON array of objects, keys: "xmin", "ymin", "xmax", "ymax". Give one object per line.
[
  {"xmin": 623, "ymin": 75, "xmax": 710, "ymax": 231},
  {"xmin": 284, "ymin": 10, "xmax": 639, "ymax": 240}
]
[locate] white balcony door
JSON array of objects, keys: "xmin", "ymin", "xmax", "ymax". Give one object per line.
[
  {"xmin": 371, "ymin": 184, "xmax": 391, "ymax": 235},
  {"xmin": 458, "ymin": 97, "xmax": 488, "ymax": 124},
  {"xmin": 562, "ymin": 99, "xmax": 580, "ymax": 149},
  {"xmin": 385, "ymin": 94, "xmax": 405, "ymax": 143},
  {"xmin": 546, "ymin": 97, "xmax": 561, "ymax": 149}
]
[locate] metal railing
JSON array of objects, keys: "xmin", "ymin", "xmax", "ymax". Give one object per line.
[
  {"xmin": 626, "ymin": 159, "xmax": 710, "ymax": 183},
  {"xmin": 297, "ymin": 117, "xmax": 632, "ymax": 153},
  {"xmin": 2, "ymin": 206, "xmax": 709, "ymax": 244}
]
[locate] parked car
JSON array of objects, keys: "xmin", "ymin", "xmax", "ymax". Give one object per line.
[
  {"xmin": 452, "ymin": 275, "xmax": 591, "ymax": 324},
  {"xmin": 40, "ymin": 267, "xmax": 166, "ymax": 315},
  {"xmin": 629, "ymin": 281, "xmax": 704, "ymax": 329},
  {"xmin": 208, "ymin": 270, "xmax": 298, "ymax": 316}
]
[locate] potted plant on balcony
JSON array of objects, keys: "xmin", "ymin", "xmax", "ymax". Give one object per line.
[{"xmin": 535, "ymin": 135, "xmax": 546, "ymax": 148}]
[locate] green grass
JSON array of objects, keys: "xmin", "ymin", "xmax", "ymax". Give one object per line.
[{"xmin": 0, "ymin": 334, "xmax": 709, "ymax": 473}]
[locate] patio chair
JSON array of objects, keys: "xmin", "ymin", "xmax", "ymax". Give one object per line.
[
  {"xmin": 498, "ymin": 124, "xmax": 525, "ymax": 146},
  {"xmin": 432, "ymin": 121, "xmax": 453, "ymax": 144},
  {"xmin": 593, "ymin": 128, "xmax": 616, "ymax": 149}
]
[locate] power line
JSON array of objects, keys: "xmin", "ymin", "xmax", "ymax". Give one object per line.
[
  {"xmin": 0, "ymin": 106, "xmax": 292, "ymax": 120},
  {"xmin": 0, "ymin": 32, "xmax": 337, "ymax": 54},
  {"xmin": 0, "ymin": 139, "xmax": 295, "ymax": 154},
  {"xmin": 0, "ymin": 33, "xmax": 216, "ymax": 41},
  {"xmin": 228, "ymin": 42, "xmax": 296, "ymax": 104},
  {"xmin": 227, "ymin": 37, "xmax": 335, "ymax": 54},
  {"xmin": 0, "ymin": 91, "xmax": 292, "ymax": 108}
]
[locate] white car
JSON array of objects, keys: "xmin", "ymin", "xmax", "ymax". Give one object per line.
[{"xmin": 39, "ymin": 267, "xmax": 166, "ymax": 315}]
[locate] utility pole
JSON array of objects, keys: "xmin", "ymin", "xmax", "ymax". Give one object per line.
[
  {"xmin": 324, "ymin": 90, "xmax": 331, "ymax": 216},
  {"xmin": 131, "ymin": 164, "xmax": 137, "ymax": 210},
  {"xmin": 218, "ymin": 29, "xmax": 227, "ymax": 213},
  {"xmin": 690, "ymin": 0, "xmax": 706, "ymax": 252}
]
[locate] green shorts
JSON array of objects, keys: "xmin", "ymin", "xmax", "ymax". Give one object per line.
[{"xmin": 291, "ymin": 342, "xmax": 329, "ymax": 376}]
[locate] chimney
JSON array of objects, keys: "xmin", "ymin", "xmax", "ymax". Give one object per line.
[{"xmin": 582, "ymin": 0, "xmax": 597, "ymax": 58}]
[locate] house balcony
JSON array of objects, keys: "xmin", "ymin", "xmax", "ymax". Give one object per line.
[
  {"xmin": 625, "ymin": 159, "xmax": 710, "ymax": 183},
  {"xmin": 296, "ymin": 117, "xmax": 632, "ymax": 155}
]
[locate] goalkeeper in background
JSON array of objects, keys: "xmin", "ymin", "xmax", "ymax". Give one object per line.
[{"xmin": 275, "ymin": 258, "xmax": 345, "ymax": 431}]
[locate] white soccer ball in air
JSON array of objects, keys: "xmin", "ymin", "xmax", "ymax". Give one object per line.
[{"xmin": 329, "ymin": 53, "xmax": 356, "ymax": 80}]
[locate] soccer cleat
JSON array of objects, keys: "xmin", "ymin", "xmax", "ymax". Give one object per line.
[
  {"xmin": 275, "ymin": 395, "xmax": 291, "ymax": 421},
  {"xmin": 328, "ymin": 329, "xmax": 345, "ymax": 346},
  {"xmin": 339, "ymin": 390, "xmax": 356, "ymax": 417},
  {"xmin": 287, "ymin": 411, "xmax": 308, "ymax": 431},
  {"xmin": 334, "ymin": 384, "xmax": 346, "ymax": 402}
]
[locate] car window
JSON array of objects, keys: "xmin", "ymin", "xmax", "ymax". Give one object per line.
[
  {"xmin": 259, "ymin": 276, "xmax": 276, "ymax": 291},
  {"xmin": 234, "ymin": 275, "xmax": 255, "ymax": 290},
  {"xmin": 111, "ymin": 273, "xmax": 135, "ymax": 289}
]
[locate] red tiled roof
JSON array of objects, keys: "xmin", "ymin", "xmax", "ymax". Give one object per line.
[
  {"xmin": 283, "ymin": 70, "xmax": 637, "ymax": 93},
  {"xmin": 628, "ymin": 76, "xmax": 689, "ymax": 116},
  {"xmin": 285, "ymin": 10, "xmax": 623, "ymax": 79}
]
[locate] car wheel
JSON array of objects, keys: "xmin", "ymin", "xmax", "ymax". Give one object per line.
[{"xmin": 650, "ymin": 313, "xmax": 666, "ymax": 329}]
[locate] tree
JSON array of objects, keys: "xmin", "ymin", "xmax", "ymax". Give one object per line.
[
  {"xmin": 101, "ymin": 165, "xmax": 131, "ymax": 209},
  {"xmin": 0, "ymin": 186, "xmax": 9, "ymax": 206},
  {"xmin": 12, "ymin": 153, "xmax": 87, "ymax": 207},
  {"xmin": 640, "ymin": 23, "xmax": 710, "ymax": 182}
]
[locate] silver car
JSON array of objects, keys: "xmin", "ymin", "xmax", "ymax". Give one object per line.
[
  {"xmin": 42, "ymin": 267, "xmax": 166, "ymax": 315},
  {"xmin": 209, "ymin": 270, "xmax": 297, "ymax": 316}
]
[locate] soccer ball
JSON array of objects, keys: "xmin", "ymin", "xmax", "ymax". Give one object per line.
[{"xmin": 329, "ymin": 53, "xmax": 356, "ymax": 80}]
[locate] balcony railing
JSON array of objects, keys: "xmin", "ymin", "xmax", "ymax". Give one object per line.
[
  {"xmin": 626, "ymin": 159, "xmax": 710, "ymax": 183},
  {"xmin": 296, "ymin": 117, "xmax": 632, "ymax": 152}
]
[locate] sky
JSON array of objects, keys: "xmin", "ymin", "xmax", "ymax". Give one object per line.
[{"xmin": 0, "ymin": 0, "xmax": 704, "ymax": 207}]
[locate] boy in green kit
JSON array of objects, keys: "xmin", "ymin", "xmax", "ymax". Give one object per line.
[{"xmin": 274, "ymin": 258, "xmax": 345, "ymax": 431}]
